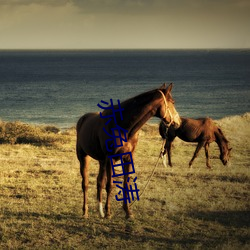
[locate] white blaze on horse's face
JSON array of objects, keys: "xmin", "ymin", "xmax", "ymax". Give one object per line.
[
  {"xmin": 158, "ymin": 83, "xmax": 181, "ymax": 128},
  {"xmin": 168, "ymin": 102, "xmax": 181, "ymax": 129}
]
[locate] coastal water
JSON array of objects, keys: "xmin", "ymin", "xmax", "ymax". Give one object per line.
[{"xmin": 0, "ymin": 50, "xmax": 249, "ymax": 128}]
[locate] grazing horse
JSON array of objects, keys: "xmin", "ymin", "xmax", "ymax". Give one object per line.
[
  {"xmin": 159, "ymin": 117, "xmax": 232, "ymax": 169},
  {"xmin": 76, "ymin": 83, "xmax": 181, "ymax": 219}
]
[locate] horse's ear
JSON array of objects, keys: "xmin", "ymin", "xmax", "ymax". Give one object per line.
[
  {"xmin": 160, "ymin": 83, "xmax": 167, "ymax": 90},
  {"xmin": 166, "ymin": 83, "xmax": 173, "ymax": 94}
]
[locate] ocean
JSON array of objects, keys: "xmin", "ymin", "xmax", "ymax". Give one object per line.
[{"xmin": 0, "ymin": 50, "xmax": 249, "ymax": 129}]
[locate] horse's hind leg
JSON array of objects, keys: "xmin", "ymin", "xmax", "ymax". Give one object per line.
[
  {"xmin": 204, "ymin": 143, "xmax": 212, "ymax": 169},
  {"xmin": 104, "ymin": 158, "xmax": 113, "ymax": 219},
  {"xmin": 97, "ymin": 160, "xmax": 106, "ymax": 218},
  {"xmin": 189, "ymin": 141, "xmax": 205, "ymax": 168},
  {"xmin": 77, "ymin": 148, "xmax": 91, "ymax": 218}
]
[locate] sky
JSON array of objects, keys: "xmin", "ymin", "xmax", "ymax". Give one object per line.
[{"xmin": 0, "ymin": 0, "xmax": 249, "ymax": 49}]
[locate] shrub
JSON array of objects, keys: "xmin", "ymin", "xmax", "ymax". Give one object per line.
[
  {"xmin": 0, "ymin": 121, "xmax": 69, "ymax": 146},
  {"xmin": 43, "ymin": 125, "xmax": 60, "ymax": 134}
]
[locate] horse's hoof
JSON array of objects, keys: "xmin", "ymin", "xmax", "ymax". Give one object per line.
[
  {"xmin": 162, "ymin": 155, "xmax": 167, "ymax": 168},
  {"xmin": 105, "ymin": 214, "xmax": 111, "ymax": 219},
  {"xmin": 125, "ymin": 213, "xmax": 134, "ymax": 220},
  {"xmin": 83, "ymin": 214, "xmax": 89, "ymax": 219},
  {"xmin": 98, "ymin": 202, "xmax": 105, "ymax": 218}
]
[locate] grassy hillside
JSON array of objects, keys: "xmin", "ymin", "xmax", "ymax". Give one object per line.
[{"xmin": 0, "ymin": 114, "xmax": 249, "ymax": 249}]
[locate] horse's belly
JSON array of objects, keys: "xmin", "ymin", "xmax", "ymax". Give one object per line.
[{"xmin": 80, "ymin": 135, "xmax": 105, "ymax": 160}]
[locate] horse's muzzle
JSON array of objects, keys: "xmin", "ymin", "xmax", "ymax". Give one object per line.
[
  {"xmin": 172, "ymin": 117, "xmax": 181, "ymax": 129},
  {"xmin": 172, "ymin": 121, "xmax": 181, "ymax": 129},
  {"xmin": 173, "ymin": 114, "xmax": 182, "ymax": 129}
]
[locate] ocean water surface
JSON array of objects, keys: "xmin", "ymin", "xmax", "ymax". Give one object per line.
[{"xmin": 0, "ymin": 50, "xmax": 249, "ymax": 128}]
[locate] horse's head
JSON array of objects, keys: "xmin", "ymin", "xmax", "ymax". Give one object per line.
[
  {"xmin": 220, "ymin": 144, "xmax": 232, "ymax": 166},
  {"xmin": 217, "ymin": 128, "xmax": 232, "ymax": 166},
  {"xmin": 220, "ymin": 147, "xmax": 232, "ymax": 165},
  {"xmin": 157, "ymin": 83, "xmax": 181, "ymax": 129}
]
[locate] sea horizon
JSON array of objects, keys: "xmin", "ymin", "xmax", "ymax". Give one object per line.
[{"xmin": 0, "ymin": 49, "xmax": 249, "ymax": 129}]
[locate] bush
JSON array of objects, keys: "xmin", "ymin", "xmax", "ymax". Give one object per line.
[
  {"xmin": 43, "ymin": 125, "xmax": 60, "ymax": 134},
  {"xmin": 0, "ymin": 121, "xmax": 69, "ymax": 146}
]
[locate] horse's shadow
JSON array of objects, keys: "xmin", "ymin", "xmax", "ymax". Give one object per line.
[
  {"xmin": 188, "ymin": 210, "xmax": 250, "ymax": 228},
  {"xmin": 3, "ymin": 210, "xmax": 249, "ymax": 247}
]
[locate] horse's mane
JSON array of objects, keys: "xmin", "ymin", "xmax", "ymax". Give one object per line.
[
  {"xmin": 215, "ymin": 127, "xmax": 229, "ymax": 143},
  {"xmin": 121, "ymin": 89, "xmax": 157, "ymax": 108},
  {"xmin": 219, "ymin": 128, "xmax": 229, "ymax": 143},
  {"xmin": 120, "ymin": 84, "xmax": 170, "ymax": 110},
  {"xmin": 100, "ymin": 88, "xmax": 158, "ymax": 118}
]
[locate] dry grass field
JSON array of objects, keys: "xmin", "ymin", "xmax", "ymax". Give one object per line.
[{"xmin": 0, "ymin": 113, "xmax": 249, "ymax": 249}]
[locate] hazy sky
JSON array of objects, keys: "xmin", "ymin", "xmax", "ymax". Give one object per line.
[{"xmin": 0, "ymin": 0, "xmax": 249, "ymax": 49}]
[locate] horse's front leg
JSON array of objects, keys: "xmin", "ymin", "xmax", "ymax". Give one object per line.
[
  {"xmin": 122, "ymin": 155, "xmax": 136, "ymax": 219},
  {"xmin": 161, "ymin": 140, "xmax": 167, "ymax": 168},
  {"xmin": 122, "ymin": 169, "xmax": 134, "ymax": 219},
  {"xmin": 166, "ymin": 140, "xmax": 173, "ymax": 167},
  {"xmin": 204, "ymin": 143, "xmax": 212, "ymax": 169},
  {"xmin": 189, "ymin": 141, "xmax": 205, "ymax": 168},
  {"xmin": 104, "ymin": 158, "xmax": 113, "ymax": 219},
  {"xmin": 97, "ymin": 161, "xmax": 106, "ymax": 218}
]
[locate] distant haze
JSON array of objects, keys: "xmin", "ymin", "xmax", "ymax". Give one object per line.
[{"xmin": 0, "ymin": 0, "xmax": 249, "ymax": 49}]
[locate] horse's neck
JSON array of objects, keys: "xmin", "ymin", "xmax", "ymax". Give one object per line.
[
  {"xmin": 119, "ymin": 92, "xmax": 160, "ymax": 137},
  {"xmin": 128, "ymin": 109, "xmax": 156, "ymax": 137},
  {"xmin": 215, "ymin": 130, "xmax": 228, "ymax": 154}
]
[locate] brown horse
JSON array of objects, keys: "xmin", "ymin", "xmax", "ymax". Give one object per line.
[
  {"xmin": 76, "ymin": 83, "xmax": 181, "ymax": 219},
  {"xmin": 159, "ymin": 117, "xmax": 232, "ymax": 169}
]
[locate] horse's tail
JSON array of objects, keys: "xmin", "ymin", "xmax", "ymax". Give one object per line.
[
  {"xmin": 76, "ymin": 114, "xmax": 90, "ymax": 136},
  {"xmin": 76, "ymin": 113, "xmax": 98, "ymax": 135},
  {"xmin": 76, "ymin": 115, "xmax": 85, "ymax": 134},
  {"xmin": 159, "ymin": 121, "xmax": 168, "ymax": 139}
]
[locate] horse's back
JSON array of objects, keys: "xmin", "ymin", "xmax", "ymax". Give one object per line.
[
  {"xmin": 182, "ymin": 117, "xmax": 214, "ymax": 128},
  {"xmin": 176, "ymin": 117, "xmax": 216, "ymax": 142},
  {"xmin": 201, "ymin": 117, "xmax": 217, "ymax": 133}
]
